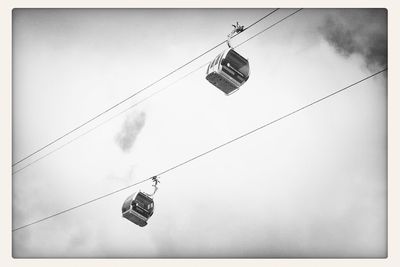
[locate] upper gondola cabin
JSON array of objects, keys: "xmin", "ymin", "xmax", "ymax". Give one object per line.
[{"xmin": 206, "ymin": 48, "xmax": 250, "ymax": 95}]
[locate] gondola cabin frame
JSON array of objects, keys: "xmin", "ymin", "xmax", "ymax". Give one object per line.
[
  {"xmin": 122, "ymin": 191, "xmax": 154, "ymax": 227},
  {"xmin": 206, "ymin": 48, "xmax": 250, "ymax": 95}
]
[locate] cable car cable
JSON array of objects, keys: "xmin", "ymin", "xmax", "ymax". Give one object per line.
[
  {"xmin": 235, "ymin": 8, "xmax": 303, "ymax": 49},
  {"xmin": 12, "ymin": 8, "xmax": 302, "ymax": 174},
  {"xmin": 12, "ymin": 63, "xmax": 209, "ymax": 175},
  {"xmin": 12, "ymin": 67, "xmax": 387, "ymax": 232},
  {"xmin": 11, "ymin": 8, "xmax": 280, "ymax": 168}
]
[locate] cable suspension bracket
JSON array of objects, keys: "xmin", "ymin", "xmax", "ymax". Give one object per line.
[
  {"xmin": 145, "ymin": 176, "xmax": 160, "ymax": 197},
  {"xmin": 227, "ymin": 21, "xmax": 245, "ymax": 48}
]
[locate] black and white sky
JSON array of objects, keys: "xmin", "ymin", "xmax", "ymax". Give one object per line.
[{"xmin": 12, "ymin": 8, "xmax": 387, "ymax": 258}]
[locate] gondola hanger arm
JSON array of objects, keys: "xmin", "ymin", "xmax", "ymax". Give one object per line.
[
  {"xmin": 145, "ymin": 176, "xmax": 160, "ymax": 197},
  {"xmin": 227, "ymin": 22, "xmax": 245, "ymax": 48}
]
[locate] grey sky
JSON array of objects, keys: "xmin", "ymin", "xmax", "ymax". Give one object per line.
[
  {"xmin": 115, "ymin": 111, "xmax": 146, "ymax": 152},
  {"xmin": 12, "ymin": 8, "xmax": 387, "ymax": 258},
  {"xmin": 319, "ymin": 9, "xmax": 387, "ymax": 70}
]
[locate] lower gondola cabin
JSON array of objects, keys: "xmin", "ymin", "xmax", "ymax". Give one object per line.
[{"xmin": 122, "ymin": 191, "xmax": 154, "ymax": 227}]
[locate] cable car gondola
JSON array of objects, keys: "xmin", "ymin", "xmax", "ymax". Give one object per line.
[
  {"xmin": 122, "ymin": 176, "xmax": 159, "ymax": 227},
  {"xmin": 206, "ymin": 22, "xmax": 250, "ymax": 95},
  {"xmin": 122, "ymin": 191, "xmax": 154, "ymax": 227},
  {"xmin": 206, "ymin": 48, "xmax": 250, "ymax": 95}
]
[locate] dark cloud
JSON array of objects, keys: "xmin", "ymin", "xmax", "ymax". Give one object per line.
[
  {"xmin": 115, "ymin": 111, "xmax": 146, "ymax": 153},
  {"xmin": 319, "ymin": 9, "xmax": 387, "ymax": 70}
]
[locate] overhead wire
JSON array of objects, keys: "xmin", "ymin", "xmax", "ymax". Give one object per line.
[
  {"xmin": 12, "ymin": 8, "xmax": 303, "ymax": 174},
  {"xmin": 236, "ymin": 8, "xmax": 302, "ymax": 48},
  {"xmin": 12, "ymin": 67, "xmax": 387, "ymax": 232},
  {"xmin": 12, "ymin": 63, "xmax": 209, "ymax": 175},
  {"xmin": 12, "ymin": 8, "xmax": 280, "ymax": 168}
]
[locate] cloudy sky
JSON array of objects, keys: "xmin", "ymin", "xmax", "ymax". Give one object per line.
[{"xmin": 12, "ymin": 8, "xmax": 387, "ymax": 258}]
